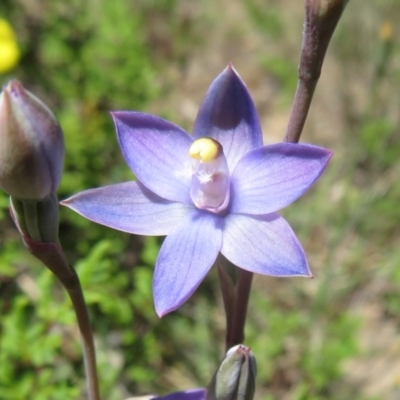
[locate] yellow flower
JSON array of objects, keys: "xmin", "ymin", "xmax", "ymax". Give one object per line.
[
  {"xmin": 379, "ymin": 21, "xmax": 394, "ymax": 42},
  {"xmin": 0, "ymin": 18, "xmax": 20, "ymax": 74}
]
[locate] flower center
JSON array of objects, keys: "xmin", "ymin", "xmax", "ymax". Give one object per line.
[{"xmin": 188, "ymin": 138, "xmax": 230, "ymax": 213}]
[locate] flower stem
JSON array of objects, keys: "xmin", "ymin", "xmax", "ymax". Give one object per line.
[
  {"xmin": 217, "ymin": 258, "xmax": 253, "ymax": 351},
  {"xmin": 36, "ymin": 242, "xmax": 101, "ymax": 400},
  {"xmin": 62, "ymin": 268, "xmax": 101, "ymax": 400},
  {"xmin": 10, "ymin": 204, "xmax": 101, "ymax": 400},
  {"xmin": 217, "ymin": 260, "xmax": 235, "ymax": 349},
  {"xmin": 228, "ymin": 269, "xmax": 253, "ymax": 350},
  {"xmin": 284, "ymin": 0, "xmax": 348, "ymax": 143},
  {"xmin": 284, "ymin": 78, "xmax": 317, "ymax": 143}
]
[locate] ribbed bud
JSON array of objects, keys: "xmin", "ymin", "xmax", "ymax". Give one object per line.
[
  {"xmin": 207, "ymin": 345, "xmax": 256, "ymax": 400},
  {"xmin": 0, "ymin": 80, "xmax": 64, "ymax": 200}
]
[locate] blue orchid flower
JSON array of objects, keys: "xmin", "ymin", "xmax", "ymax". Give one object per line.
[{"xmin": 62, "ymin": 64, "xmax": 332, "ymax": 317}]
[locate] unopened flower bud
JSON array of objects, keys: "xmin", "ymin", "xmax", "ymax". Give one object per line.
[
  {"xmin": 207, "ymin": 345, "xmax": 256, "ymax": 400},
  {"xmin": 300, "ymin": 0, "xmax": 349, "ymax": 82},
  {"xmin": 307, "ymin": 0, "xmax": 348, "ymax": 20},
  {"xmin": 0, "ymin": 80, "xmax": 64, "ymax": 201}
]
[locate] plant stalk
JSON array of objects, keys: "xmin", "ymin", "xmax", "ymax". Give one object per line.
[
  {"xmin": 228, "ymin": 269, "xmax": 253, "ymax": 350},
  {"xmin": 284, "ymin": 0, "xmax": 348, "ymax": 143},
  {"xmin": 217, "ymin": 259, "xmax": 253, "ymax": 351},
  {"xmin": 10, "ymin": 204, "xmax": 101, "ymax": 400}
]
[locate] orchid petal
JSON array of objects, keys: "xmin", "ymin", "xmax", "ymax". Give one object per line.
[
  {"xmin": 221, "ymin": 213, "xmax": 311, "ymax": 277},
  {"xmin": 112, "ymin": 111, "xmax": 193, "ymax": 204},
  {"xmin": 192, "ymin": 64, "xmax": 263, "ymax": 172},
  {"xmin": 230, "ymin": 143, "xmax": 332, "ymax": 214},
  {"xmin": 61, "ymin": 181, "xmax": 190, "ymax": 236},
  {"xmin": 153, "ymin": 209, "xmax": 223, "ymax": 317}
]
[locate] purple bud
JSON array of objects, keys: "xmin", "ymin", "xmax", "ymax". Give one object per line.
[
  {"xmin": 0, "ymin": 80, "xmax": 64, "ymax": 200},
  {"xmin": 301, "ymin": 0, "xmax": 349, "ymax": 81}
]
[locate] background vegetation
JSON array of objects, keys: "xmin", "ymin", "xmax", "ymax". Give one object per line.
[{"xmin": 0, "ymin": 0, "xmax": 399, "ymax": 399}]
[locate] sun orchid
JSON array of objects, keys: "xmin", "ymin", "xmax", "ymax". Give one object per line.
[{"xmin": 62, "ymin": 64, "xmax": 332, "ymax": 317}]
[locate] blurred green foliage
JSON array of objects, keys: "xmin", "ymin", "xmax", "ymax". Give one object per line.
[{"xmin": 0, "ymin": 1, "xmax": 400, "ymax": 400}]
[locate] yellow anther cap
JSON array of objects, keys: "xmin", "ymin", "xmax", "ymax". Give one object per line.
[{"xmin": 189, "ymin": 138, "xmax": 221, "ymax": 162}]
